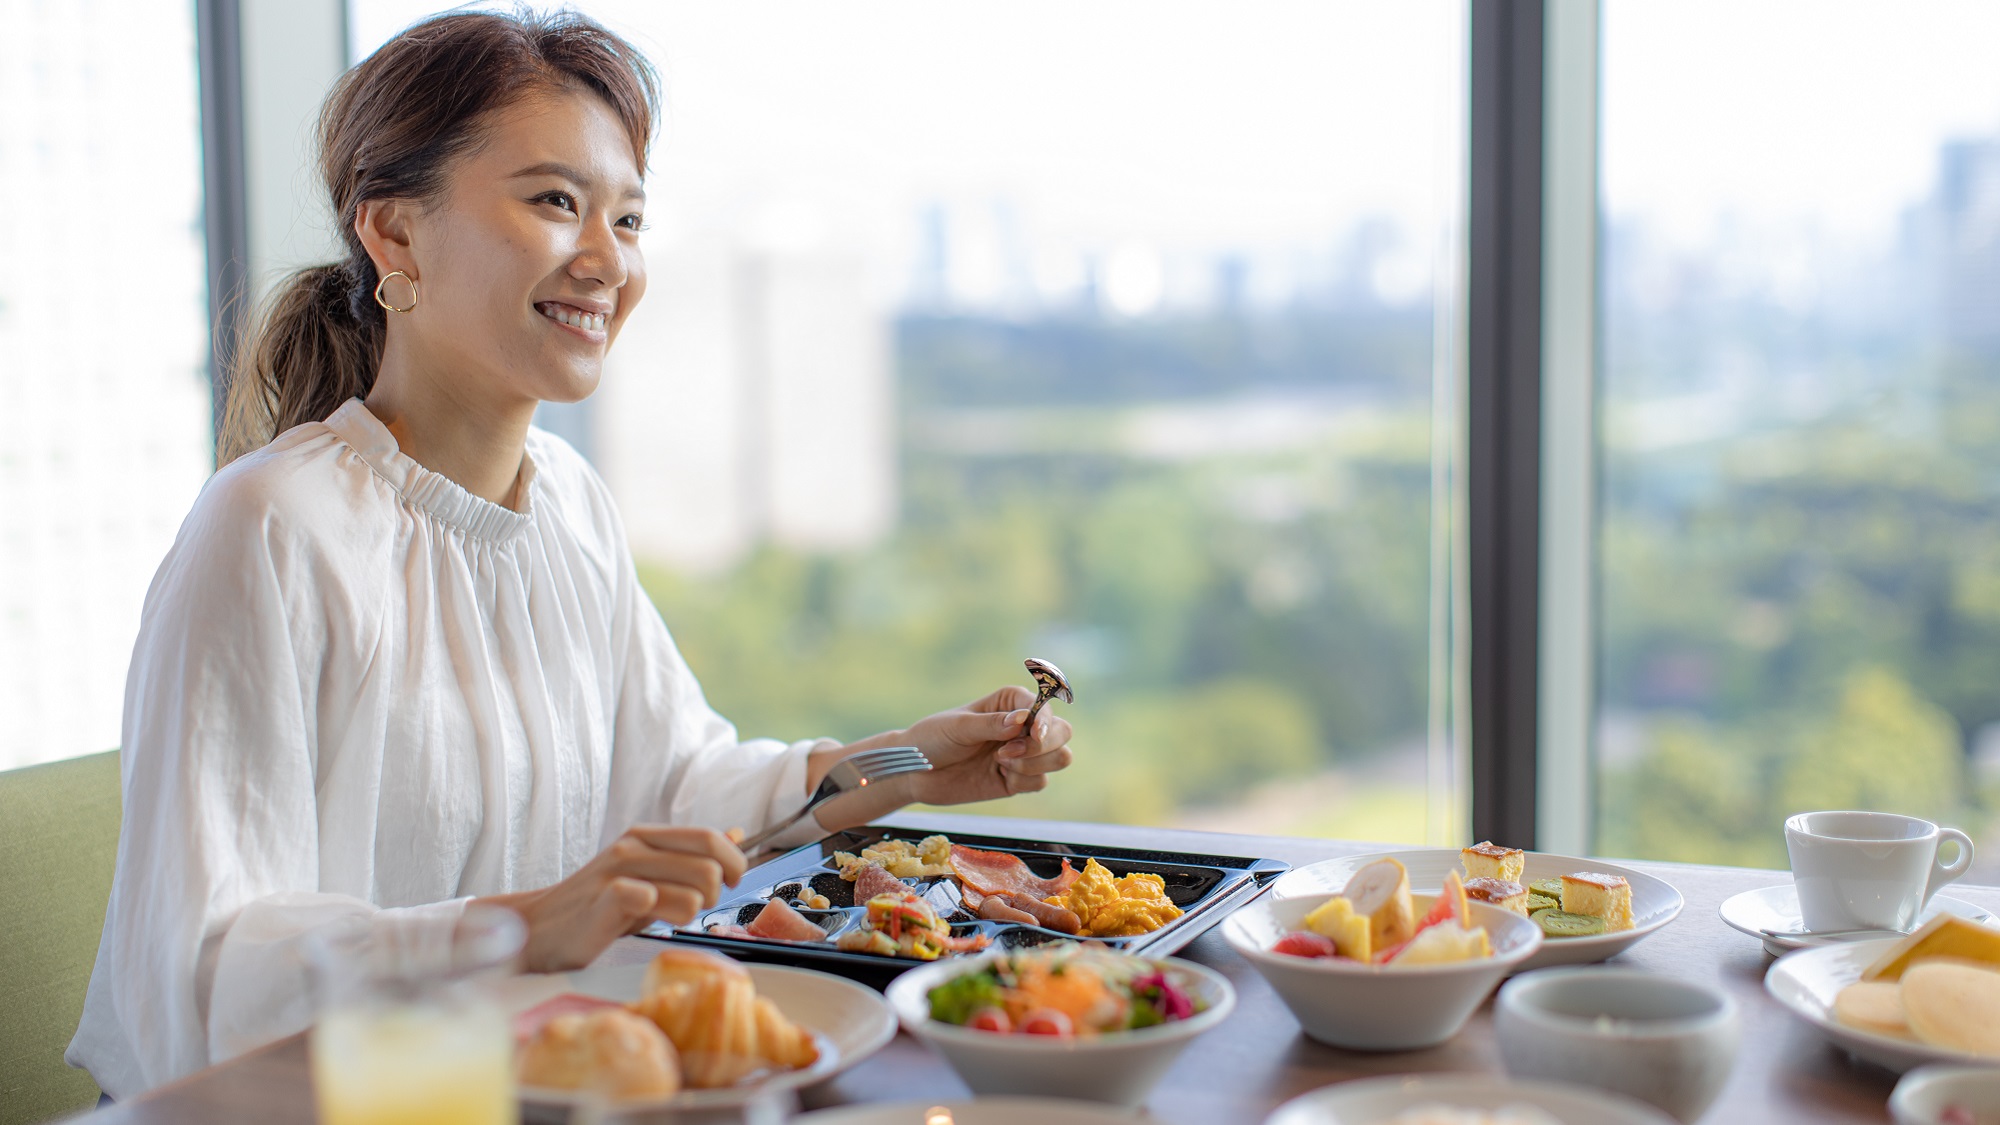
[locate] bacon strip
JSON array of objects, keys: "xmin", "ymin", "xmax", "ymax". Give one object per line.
[{"xmin": 949, "ymin": 845, "xmax": 1081, "ymax": 900}]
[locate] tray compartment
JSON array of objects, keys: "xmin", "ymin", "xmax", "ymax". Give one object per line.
[{"xmin": 647, "ymin": 823, "xmax": 1289, "ymax": 987}]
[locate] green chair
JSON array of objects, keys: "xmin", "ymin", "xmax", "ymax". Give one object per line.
[{"xmin": 0, "ymin": 751, "xmax": 121, "ymax": 1124}]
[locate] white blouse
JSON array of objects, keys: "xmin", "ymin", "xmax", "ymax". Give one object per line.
[{"xmin": 68, "ymin": 399, "xmax": 824, "ymax": 1098}]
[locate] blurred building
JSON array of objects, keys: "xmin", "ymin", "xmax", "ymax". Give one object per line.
[
  {"xmin": 1929, "ymin": 137, "xmax": 2000, "ymax": 355},
  {"xmin": 0, "ymin": 0, "xmax": 212, "ymax": 770},
  {"xmin": 589, "ymin": 231, "xmax": 896, "ymax": 571}
]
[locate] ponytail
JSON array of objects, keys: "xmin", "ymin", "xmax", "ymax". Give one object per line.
[
  {"xmin": 211, "ymin": 9, "xmax": 659, "ymax": 464},
  {"xmin": 216, "ymin": 255, "xmax": 385, "ymax": 464}
]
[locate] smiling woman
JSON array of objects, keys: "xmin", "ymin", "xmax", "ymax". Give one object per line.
[{"xmin": 70, "ymin": 9, "xmax": 1075, "ymax": 1103}]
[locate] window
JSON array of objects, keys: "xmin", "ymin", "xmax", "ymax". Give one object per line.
[
  {"xmin": 0, "ymin": 0, "xmax": 212, "ymax": 770},
  {"xmin": 1594, "ymin": 0, "xmax": 2000, "ymax": 878},
  {"xmin": 350, "ymin": 1, "xmax": 1469, "ymax": 839}
]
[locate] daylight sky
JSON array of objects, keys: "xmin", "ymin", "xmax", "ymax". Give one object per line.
[{"xmin": 351, "ymin": 1, "xmax": 2000, "ymax": 258}]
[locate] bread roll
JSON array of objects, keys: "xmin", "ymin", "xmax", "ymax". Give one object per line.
[{"xmin": 518, "ymin": 1008, "xmax": 680, "ymax": 1101}]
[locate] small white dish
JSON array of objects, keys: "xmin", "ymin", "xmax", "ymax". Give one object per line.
[
  {"xmin": 1765, "ymin": 938, "xmax": 2000, "ymax": 1074},
  {"xmin": 1272, "ymin": 849, "xmax": 1682, "ymax": 970},
  {"xmin": 883, "ymin": 950, "xmax": 1234, "ymax": 1106},
  {"xmin": 1262, "ymin": 1073, "xmax": 1677, "ymax": 1125},
  {"xmin": 1890, "ymin": 1063, "xmax": 2000, "ymax": 1125},
  {"xmin": 1720, "ymin": 883, "xmax": 1995, "ymax": 957},
  {"xmin": 1223, "ymin": 892, "xmax": 1542, "ymax": 1051},
  {"xmin": 1496, "ymin": 967, "xmax": 1740, "ymax": 1123},
  {"xmin": 517, "ymin": 960, "xmax": 895, "ymax": 1111},
  {"xmin": 796, "ymin": 1097, "xmax": 1147, "ymax": 1124}
]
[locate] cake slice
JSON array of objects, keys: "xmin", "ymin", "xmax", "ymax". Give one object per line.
[
  {"xmin": 1461, "ymin": 841, "xmax": 1525, "ymax": 883},
  {"xmin": 1560, "ymin": 872, "xmax": 1634, "ymax": 931},
  {"xmin": 1862, "ymin": 914, "xmax": 2000, "ymax": 982},
  {"xmin": 1463, "ymin": 877, "xmax": 1529, "ymax": 915}
]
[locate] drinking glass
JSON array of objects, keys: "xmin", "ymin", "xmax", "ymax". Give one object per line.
[{"xmin": 309, "ymin": 904, "xmax": 527, "ymax": 1125}]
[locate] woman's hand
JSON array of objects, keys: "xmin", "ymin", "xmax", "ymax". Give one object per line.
[
  {"xmin": 474, "ymin": 825, "xmax": 747, "ymax": 973},
  {"xmin": 901, "ymin": 684, "xmax": 1076, "ymax": 804}
]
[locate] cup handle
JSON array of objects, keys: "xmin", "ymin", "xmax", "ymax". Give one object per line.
[{"xmin": 1925, "ymin": 828, "xmax": 1976, "ymax": 905}]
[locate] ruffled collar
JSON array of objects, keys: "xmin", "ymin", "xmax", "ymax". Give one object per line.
[{"xmin": 322, "ymin": 398, "xmax": 538, "ymax": 541}]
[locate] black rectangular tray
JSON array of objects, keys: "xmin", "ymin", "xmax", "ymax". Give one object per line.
[{"xmin": 639, "ymin": 823, "xmax": 1289, "ymax": 987}]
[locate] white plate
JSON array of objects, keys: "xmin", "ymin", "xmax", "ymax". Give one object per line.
[
  {"xmin": 1263, "ymin": 1074, "xmax": 1676, "ymax": 1125},
  {"xmin": 1764, "ymin": 938, "xmax": 2000, "ymax": 1074},
  {"xmin": 1719, "ymin": 883, "xmax": 1996, "ymax": 956},
  {"xmin": 516, "ymin": 960, "xmax": 896, "ymax": 1110},
  {"xmin": 1271, "ymin": 850, "xmax": 1682, "ymax": 970},
  {"xmin": 797, "ymin": 1098, "xmax": 1147, "ymax": 1124}
]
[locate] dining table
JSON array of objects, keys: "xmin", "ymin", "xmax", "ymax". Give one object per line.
[{"xmin": 75, "ymin": 811, "xmax": 1998, "ymax": 1124}]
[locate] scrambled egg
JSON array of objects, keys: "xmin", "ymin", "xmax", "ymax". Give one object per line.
[
  {"xmin": 1045, "ymin": 858, "xmax": 1183, "ymax": 937},
  {"xmin": 834, "ymin": 834, "xmax": 954, "ymax": 879}
]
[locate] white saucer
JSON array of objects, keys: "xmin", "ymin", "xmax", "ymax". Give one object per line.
[{"xmin": 1719, "ymin": 883, "xmax": 1995, "ymax": 957}]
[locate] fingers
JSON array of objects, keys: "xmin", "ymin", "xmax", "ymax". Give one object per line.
[
  {"xmin": 998, "ymin": 712, "xmax": 1072, "ymax": 760},
  {"xmin": 621, "ymin": 824, "xmax": 749, "ymax": 887},
  {"xmin": 603, "ymin": 876, "xmax": 702, "ymax": 931},
  {"xmin": 1003, "ymin": 744, "xmax": 1074, "ymax": 779}
]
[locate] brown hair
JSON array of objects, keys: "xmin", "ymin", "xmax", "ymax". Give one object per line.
[{"xmin": 216, "ymin": 9, "xmax": 659, "ymax": 463}]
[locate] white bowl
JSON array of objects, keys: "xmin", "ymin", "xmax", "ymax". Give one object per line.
[
  {"xmin": 883, "ymin": 950, "xmax": 1235, "ymax": 1106},
  {"xmin": 1890, "ymin": 1064, "xmax": 2000, "ymax": 1125},
  {"xmin": 797, "ymin": 1097, "xmax": 1147, "ymax": 1124},
  {"xmin": 1495, "ymin": 967, "xmax": 1740, "ymax": 1124},
  {"xmin": 1222, "ymin": 892, "xmax": 1542, "ymax": 1051},
  {"xmin": 1264, "ymin": 1073, "xmax": 1678, "ymax": 1125}
]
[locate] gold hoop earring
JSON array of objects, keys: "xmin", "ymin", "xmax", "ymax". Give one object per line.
[{"xmin": 373, "ymin": 270, "xmax": 419, "ymax": 314}]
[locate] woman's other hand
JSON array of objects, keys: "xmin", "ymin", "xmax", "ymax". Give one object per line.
[
  {"xmin": 474, "ymin": 825, "xmax": 746, "ymax": 972},
  {"xmin": 902, "ymin": 684, "xmax": 1076, "ymax": 804}
]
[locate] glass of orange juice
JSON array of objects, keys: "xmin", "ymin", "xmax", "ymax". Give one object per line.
[{"xmin": 309, "ymin": 905, "xmax": 526, "ymax": 1125}]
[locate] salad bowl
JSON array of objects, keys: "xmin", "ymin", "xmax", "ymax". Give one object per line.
[{"xmin": 883, "ymin": 947, "xmax": 1234, "ymax": 1106}]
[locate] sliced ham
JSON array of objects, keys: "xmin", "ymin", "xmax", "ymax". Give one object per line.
[
  {"xmin": 949, "ymin": 845, "xmax": 1081, "ymax": 900},
  {"xmin": 852, "ymin": 864, "xmax": 910, "ymax": 905},
  {"xmin": 744, "ymin": 898, "xmax": 829, "ymax": 943},
  {"xmin": 512, "ymin": 992, "xmax": 623, "ymax": 1042}
]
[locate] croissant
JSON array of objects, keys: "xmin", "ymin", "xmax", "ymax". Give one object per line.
[
  {"xmin": 518, "ymin": 1007, "xmax": 681, "ymax": 1101},
  {"xmin": 631, "ymin": 948, "xmax": 819, "ymax": 1088}
]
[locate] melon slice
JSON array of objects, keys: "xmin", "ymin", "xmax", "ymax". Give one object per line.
[{"xmin": 1391, "ymin": 919, "xmax": 1491, "ymax": 965}]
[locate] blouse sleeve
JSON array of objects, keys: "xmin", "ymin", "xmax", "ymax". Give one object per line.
[
  {"xmin": 599, "ymin": 534, "xmax": 821, "ymax": 850},
  {"xmin": 66, "ymin": 470, "xmax": 466, "ymax": 1097}
]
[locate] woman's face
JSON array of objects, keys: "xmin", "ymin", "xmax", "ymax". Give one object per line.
[{"xmin": 389, "ymin": 89, "xmax": 648, "ymax": 406}]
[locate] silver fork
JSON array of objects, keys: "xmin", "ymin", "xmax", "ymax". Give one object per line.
[{"xmin": 737, "ymin": 746, "xmax": 932, "ymax": 853}]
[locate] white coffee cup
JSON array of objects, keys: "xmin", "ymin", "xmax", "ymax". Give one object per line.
[{"xmin": 1785, "ymin": 810, "xmax": 1974, "ymax": 933}]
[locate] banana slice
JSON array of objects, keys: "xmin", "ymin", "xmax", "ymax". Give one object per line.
[{"xmin": 1340, "ymin": 857, "xmax": 1416, "ymax": 951}]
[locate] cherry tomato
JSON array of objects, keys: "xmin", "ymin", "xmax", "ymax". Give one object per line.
[
  {"xmin": 1018, "ymin": 1008, "xmax": 1074, "ymax": 1037},
  {"xmin": 966, "ymin": 1007, "xmax": 1012, "ymax": 1034},
  {"xmin": 1271, "ymin": 931, "xmax": 1338, "ymax": 959}
]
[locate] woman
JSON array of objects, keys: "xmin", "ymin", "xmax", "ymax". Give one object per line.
[{"xmin": 68, "ymin": 10, "xmax": 1074, "ymax": 1098}]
